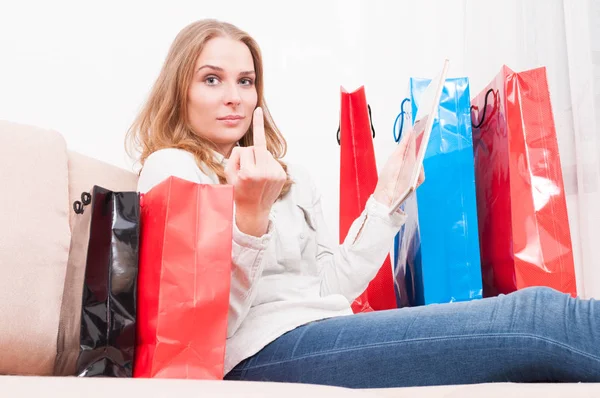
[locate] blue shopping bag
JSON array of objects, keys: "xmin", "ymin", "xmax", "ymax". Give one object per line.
[{"xmin": 393, "ymin": 77, "xmax": 483, "ymax": 307}]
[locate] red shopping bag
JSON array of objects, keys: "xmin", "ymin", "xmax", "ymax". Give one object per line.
[
  {"xmin": 134, "ymin": 176, "xmax": 233, "ymax": 379},
  {"xmin": 339, "ymin": 86, "xmax": 397, "ymax": 312},
  {"xmin": 471, "ymin": 65, "xmax": 576, "ymax": 297}
]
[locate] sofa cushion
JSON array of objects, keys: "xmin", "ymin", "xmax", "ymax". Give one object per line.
[
  {"xmin": 370, "ymin": 382, "xmax": 600, "ymax": 397},
  {"xmin": 0, "ymin": 121, "xmax": 71, "ymax": 375},
  {"xmin": 2, "ymin": 376, "xmax": 600, "ymax": 397},
  {"xmin": 54, "ymin": 196, "xmax": 93, "ymax": 376},
  {"xmin": 0, "ymin": 376, "xmax": 386, "ymax": 397}
]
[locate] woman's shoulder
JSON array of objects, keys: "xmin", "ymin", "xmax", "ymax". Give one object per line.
[
  {"xmin": 144, "ymin": 148, "xmax": 198, "ymax": 165},
  {"xmin": 137, "ymin": 148, "xmax": 214, "ymax": 193}
]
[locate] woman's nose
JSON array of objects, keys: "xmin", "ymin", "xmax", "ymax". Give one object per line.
[{"xmin": 224, "ymin": 83, "xmax": 242, "ymax": 106}]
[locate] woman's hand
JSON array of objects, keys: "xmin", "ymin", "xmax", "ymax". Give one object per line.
[
  {"xmin": 373, "ymin": 123, "xmax": 426, "ymax": 208},
  {"xmin": 225, "ymin": 107, "xmax": 286, "ymax": 237}
]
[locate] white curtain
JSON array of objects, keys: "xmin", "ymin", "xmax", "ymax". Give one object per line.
[{"xmin": 562, "ymin": 0, "xmax": 600, "ymax": 298}]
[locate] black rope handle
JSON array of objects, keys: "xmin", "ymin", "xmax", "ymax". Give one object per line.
[
  {"xmin": 73, "ymin": 191, "xmax": 92, "ymax": 214},
  {"xmin": 471, "ymin": 89, "xmax": 498, "ymax": 128},
  {"xmin": 368, "ymin": 104, "xmax": 376, "ymax": 138},
  {"xmin": 337, "ymin": 104, "xmax": 376, "ymax": 145}
]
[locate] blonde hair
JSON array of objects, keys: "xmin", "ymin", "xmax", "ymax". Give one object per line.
[{"xmin": 126, "ymin": 19, "xmax": 292, "ymax": 197}]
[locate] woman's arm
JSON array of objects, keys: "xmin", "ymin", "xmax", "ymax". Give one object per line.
[
  {"xmin": 295, "ymin": 168, "xmax": 407, "ymax": 303},
  {"xmin": 313, "ymin": 128, "xmax": 421, "ymax": 302}
]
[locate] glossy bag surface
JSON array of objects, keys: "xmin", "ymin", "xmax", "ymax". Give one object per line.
[
  {"xmin": 74, "ymin": 186, "xmax": 140, "ymax": 377},
  {"xmin": 471, "ymin": 66, "xmax": 576, "ymax": 297},
  {"xmin": 134, "ymin": 176, "xmax": 233, "ymax": 379},
  {"xmin": 394, "ymin": 78, "xmax": 483, "ymax": 307}
]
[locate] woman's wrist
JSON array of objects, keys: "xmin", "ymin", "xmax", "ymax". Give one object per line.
[
  {"xmin": 372, "ymin": 188, "xmax": 392, "ymax": 207},
  {"xmin": 235, "ymin": 206, "xmax": 270, "ymax": 237}
]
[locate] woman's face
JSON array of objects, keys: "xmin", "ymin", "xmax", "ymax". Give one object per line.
[{"xmin": 187, "ymin": 36, "xmax": 258, "ymax": 157}]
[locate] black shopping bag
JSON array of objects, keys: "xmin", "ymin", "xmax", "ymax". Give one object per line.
[{"xmin": 56, "ymin": 186, "xmax": 140, "ymax": 377}]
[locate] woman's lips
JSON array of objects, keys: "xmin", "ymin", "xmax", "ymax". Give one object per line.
[{"xmin": 217, "ymin": 115, "xmax": 244, "ymax": 126}]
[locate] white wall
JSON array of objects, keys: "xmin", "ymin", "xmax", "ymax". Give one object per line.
[{"xmin": 0, "ymin": 0, "xmax": 594, "ymax": 273}]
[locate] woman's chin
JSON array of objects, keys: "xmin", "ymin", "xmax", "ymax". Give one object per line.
[{"xmin": 212, "ymin": 129, "xmax": 246, "ymax": 145}]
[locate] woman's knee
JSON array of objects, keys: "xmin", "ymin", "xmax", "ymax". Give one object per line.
[
  {"xmin": 508, "ymin": 286, "xmax": 567, "ymax": 309},
  {"xmin": 511, "ymin": 286, "xmax": 561, "ymax": 298}
]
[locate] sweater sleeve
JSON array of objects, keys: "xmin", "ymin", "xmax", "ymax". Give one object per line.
[{"xmin": 297, "ymin": 170, "xmax": 407, "ymax": 302}]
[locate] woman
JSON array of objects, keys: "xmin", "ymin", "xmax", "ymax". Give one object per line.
[{"xmin": 127, "ymin": 19, "xmax": 600, "ymax": 388}]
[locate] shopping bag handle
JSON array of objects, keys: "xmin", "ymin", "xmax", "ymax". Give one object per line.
[
  {"xmin": 336, "ymin": 104, "xmax": 376, "ymax": 145},
  {"xmin": 470, "ymin": 89, "xmax": 498, "ymax": 128},
  {"xmin": 73, "ymin": 191, "xmax": 92, "ymax": 214},
  {"xmin": 393, "ymin": 98, "xmax": 411, "ymax": 143}
]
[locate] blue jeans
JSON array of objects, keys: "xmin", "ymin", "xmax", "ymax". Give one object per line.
[{"xmin": 224, "ymin": 287, "xmax": 600, "ymax": 388}]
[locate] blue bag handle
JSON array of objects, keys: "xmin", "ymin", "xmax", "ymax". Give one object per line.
[
  {"xmin": 392, "ymin": 97, "xmax": 412, "ymax": 273},
  {"xmin": 393, "ymin": 98, "xmax": 411, "ymax": 143}
]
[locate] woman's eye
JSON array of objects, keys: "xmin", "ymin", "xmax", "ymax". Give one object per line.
[
  {"xmin": 205, "ymin": 76, "xmax": 220, "ymax": 85},
  {"xmin": 240, "ymin": 78, "xmax": 254, "ymax": 86}
]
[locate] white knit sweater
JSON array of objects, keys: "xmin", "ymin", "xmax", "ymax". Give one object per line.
[{"xmin": 137, "ymin": 148, "xmax": 407, "ymax": 375}]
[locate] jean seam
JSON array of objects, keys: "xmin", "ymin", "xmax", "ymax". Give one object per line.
[
  {"xmin": 242, "ymin": 332, "xmax": 600, "ymax": 371},
  {"xmin": 240, "ymin": 365, "xmax": 248, "ymax": 379}
]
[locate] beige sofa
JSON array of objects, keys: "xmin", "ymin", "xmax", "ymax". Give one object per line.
[{"xmin": 1, "ymin": 119, "xmax": 599, "ymax": 397}]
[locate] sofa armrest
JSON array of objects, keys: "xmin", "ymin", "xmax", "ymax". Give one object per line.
[{"xmin": 0, "ymin": 120, "xmax": 71, "ymax": 375}]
